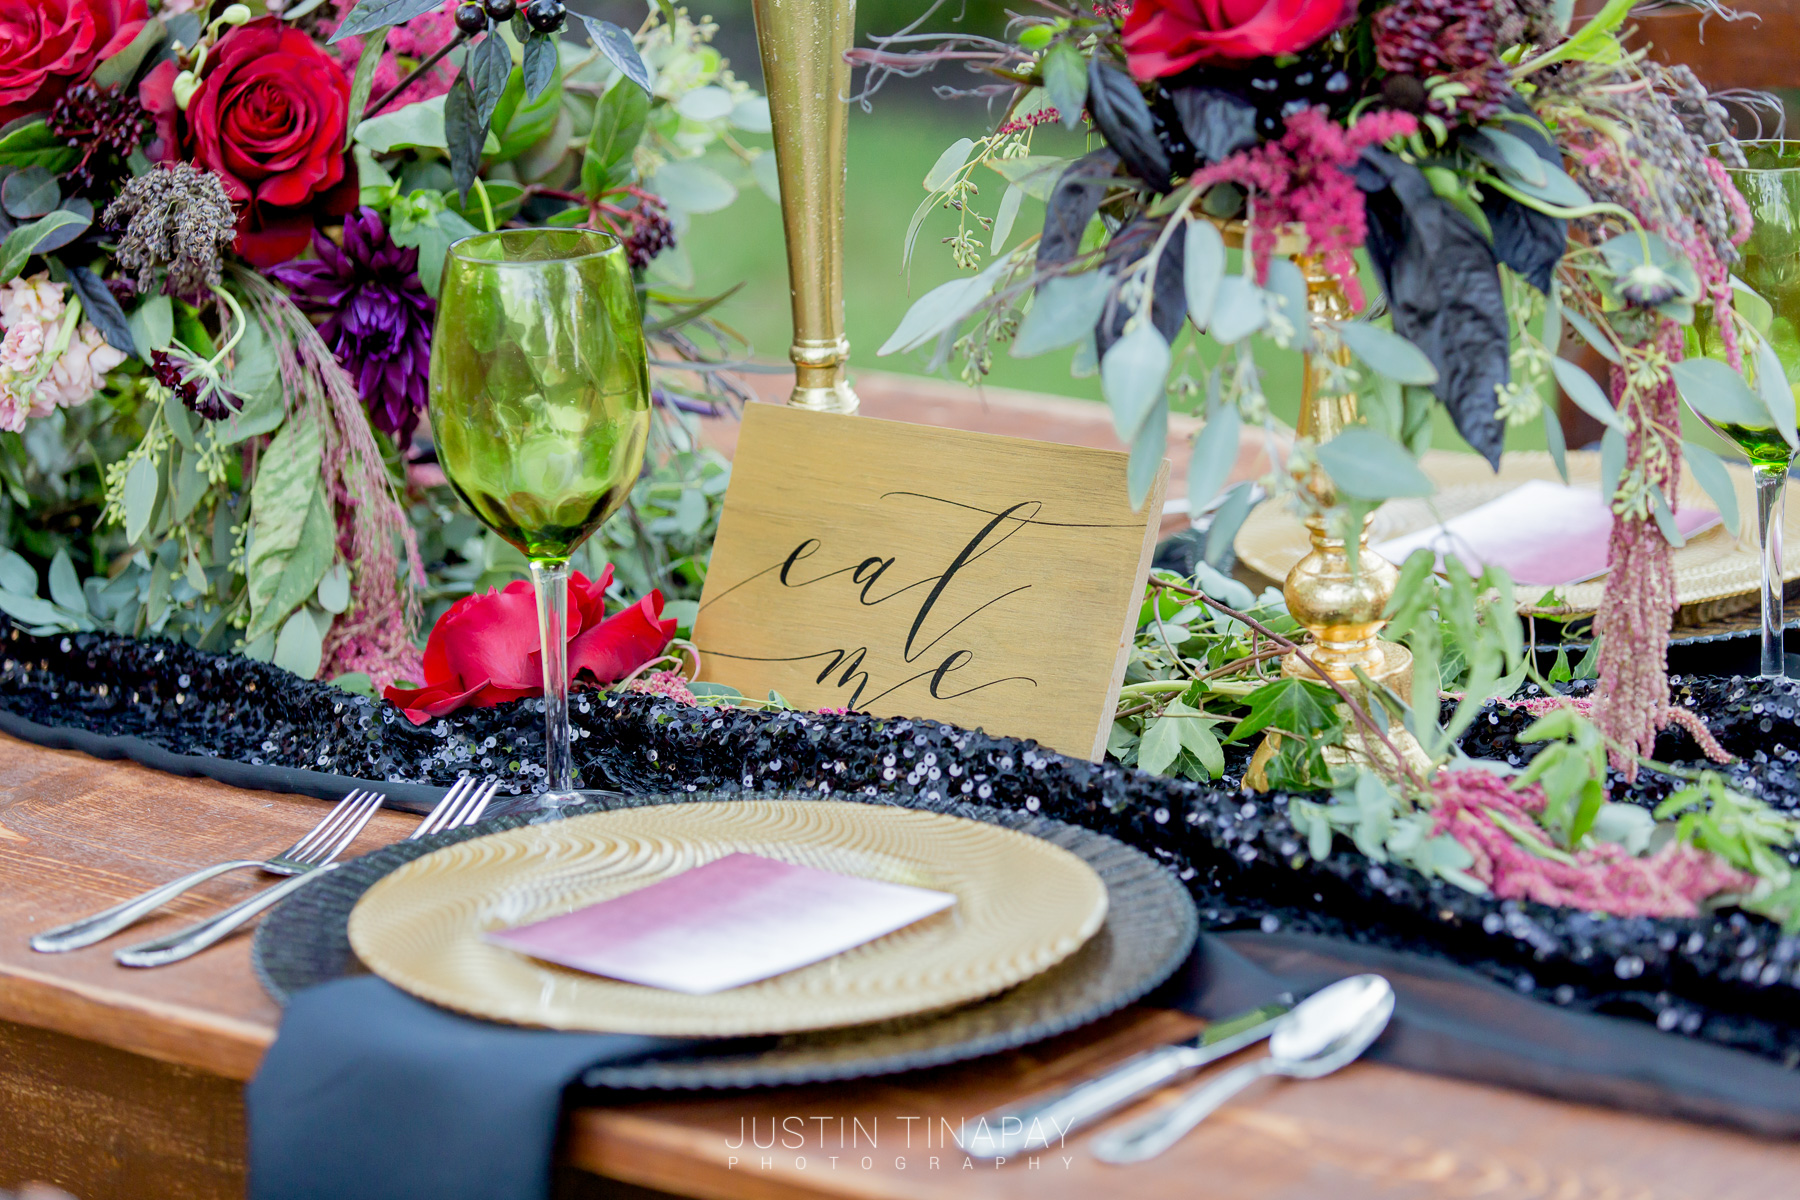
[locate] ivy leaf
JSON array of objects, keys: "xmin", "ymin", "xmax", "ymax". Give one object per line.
[
  {"xmin": 1314, "ymin": 427, "xmax": 1434, "ymax": 501},
  {"xmin": 1170, "ymin": 701, "xmax": 1224, "ymax": 778},
  {"xmin": 1041, "ymin": 42, "xmax": 1088, "ymax": 132},
  {"xmin": 69, "ymin": 265, "xmax": 135, "ymax": 357},
  {"xmin": 1227, "ymin": 676, "xmax": 1339, "ymax": 743},
  {"xmin": 331, "ymin": 0, "xmax": 445, "ymax": 42},
  {"xmin": 1551, "ymin": 357, "xmax": 1624, "ymax": 432},
  {"xmin": 1137, "ymin": 711, "xmax": 1183, "ymax": 776},
  {"xmin": 1684, "ymin": 441, "xmax": 1741, "ymax": 538},
  {"xmin": 580, "ymin": 15, "xmax": 652, "ymax": 93}
]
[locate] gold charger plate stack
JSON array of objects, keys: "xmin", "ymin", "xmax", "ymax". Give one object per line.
[
  {"xmin": 1236, "ymin": 450, "xmax": 1800, "ymax": 623},
  {"xmin": 347, "ymin": 800, "xmax": 1109, "ymax": 1036}
]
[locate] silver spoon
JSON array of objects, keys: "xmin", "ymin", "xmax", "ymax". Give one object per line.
[{"xmin": 1090, "ymin": 973, "xmax": 1395, "ymax": 1164}]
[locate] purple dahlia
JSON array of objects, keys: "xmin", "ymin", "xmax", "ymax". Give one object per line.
[{"xmin": 272, "ymin": 207, "xmax": 433, "ymax": 446}]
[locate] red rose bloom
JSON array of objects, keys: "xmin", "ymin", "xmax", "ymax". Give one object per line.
[
  {"xmin": 1122, "ymin": 0, "xmax": 1357, "ymax": 79},
  {"xmin": 0, "ymin": 0, "xmax": 147, "ymax": 125},
  {"xmin": 382, "ymin": 566, "xmax": 678, "ymax": 725},
  {"xmin": 141, "ymin": 17, "xmax": 355, "ymax": 267}
]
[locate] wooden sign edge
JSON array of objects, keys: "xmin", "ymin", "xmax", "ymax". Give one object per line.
[{"xmin": 702, "ymin": 403, "xmax": 1173, "ymax": 762}]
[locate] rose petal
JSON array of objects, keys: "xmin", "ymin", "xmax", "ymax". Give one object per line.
[{"xmin": 569, "ymin": 590, "xmax": 677, "ymax": 684}]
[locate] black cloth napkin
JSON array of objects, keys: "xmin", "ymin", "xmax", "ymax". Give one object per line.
[
  {"xmin": 245, "ymin": 976, "xmax": 694, "ymax": 1200},
  {"xmin": 1178, "ymin": 930, "xmax": 1800, "ymax": 1138}
]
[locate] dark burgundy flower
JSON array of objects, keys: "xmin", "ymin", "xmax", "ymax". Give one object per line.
[
  {"xmin": 1122, "ymin": 0, "xmax": 1357, "ymax": 79},
  {"xmin": 272, "ymin": 207, "xmax": 434, "ymax": 447}
]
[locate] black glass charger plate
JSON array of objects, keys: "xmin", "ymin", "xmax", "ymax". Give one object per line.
[{"xmin": 251, "ymin": 790, "xmax": 1199, "ymax": 1090}]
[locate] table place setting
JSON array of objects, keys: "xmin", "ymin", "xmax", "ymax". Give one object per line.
[{"xmin": 14, "ymin": 0, "xmax": 1800, "ymax": 1195}]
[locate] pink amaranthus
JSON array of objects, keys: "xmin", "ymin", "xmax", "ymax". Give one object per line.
[
  {"xmin": 1430, "ymin": 769, "xmax": 1752, "ymax": 918},
  {"xmin": 1185, "ymin": 106, "xmax": 1418, "ymax": 310}
]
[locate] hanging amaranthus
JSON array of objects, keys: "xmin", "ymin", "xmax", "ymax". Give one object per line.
[
  {"xmin": 234, "ymin": 269, "xmax": 425, "ymax": 690},
  {"xmin": 1592, "ymin": 322, "xmax": 1686, "ymax": 776}
]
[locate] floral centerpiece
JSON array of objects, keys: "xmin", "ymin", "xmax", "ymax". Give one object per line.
[
  {"xmin": 0, "ymin": 0, "xmax": 765, "ymax": 701},
  {"xmin": 861, "ymin": 1, "xmax": 1800, "ymax": 928}
]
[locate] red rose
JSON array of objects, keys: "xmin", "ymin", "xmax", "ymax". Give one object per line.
[
  {"xmin": 141, "ymin": 17, "xmax": 354, "ymax": 268},
  {"xmin": 0, "ymin": 0, "xmax": 147, "ymax": 125},
  {"xmin": 382, "ymin": 566, "xmax": 679, "ymax": 725},
  {"xmin": 1122, "ymin": 0, "xmax": 1357, "ymax": 79}
]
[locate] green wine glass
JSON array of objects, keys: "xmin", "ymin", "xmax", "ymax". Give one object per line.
[
  {"xmin": 1694, "ymin": 141, "xmax": 1800, "ymax": 678},
  {"xmin": 430, "ymin": 228, "xmax": 650, "ymax": 809}
]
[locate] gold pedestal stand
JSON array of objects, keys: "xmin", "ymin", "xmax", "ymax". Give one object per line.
[
  {"xmin": 1246, "ymin": 254, "xmax": 1431, "ymax": 786},
  {"xmin": 748, "ymin": 0, "xmax": 860, "ymax": 415}
]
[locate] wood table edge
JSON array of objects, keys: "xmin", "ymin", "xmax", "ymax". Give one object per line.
[{"xmin": 0, "ymin": 959, "xmax": 270, "ymax": 1080}]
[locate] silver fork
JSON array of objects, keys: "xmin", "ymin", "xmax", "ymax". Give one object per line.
[
  {"xmin": 30, "ymin": 788, "xmax": 389, "ymax": 953},
  {"xmin": 115, "ymin": 778, "xmax": 501, "ymax": 968}
]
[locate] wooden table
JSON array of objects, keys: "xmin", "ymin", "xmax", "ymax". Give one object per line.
[{"xmin": 5, "ymin": 734, "xmax": 1800, "ymax": 1200}]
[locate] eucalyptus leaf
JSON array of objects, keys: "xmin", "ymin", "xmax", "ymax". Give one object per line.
[
  {"xmin": 0, "ymin": 210, "xmax": 89, "ymax": 282},
  {"xmin": 1599, "ymin": 426, "xmax": 1626, "ymax": 499},
  {"xmin": 0, "ymin": 547, "xmax": 34, "ymax": 595},
  {"xmin": 651, "ymin": 160, "xmax": 736, "ymax": 215},
  {"xmin": 273, "ymin": 607, "xmax": 325, "ymax": 679},
  {"xmin": 127, "ymin": 293, "xmax": 173, "ymax": 354},
  {"xmin": 345, "ymin": 26, "xmax": 389, "ymax": 146},
  {"xmin": 0, "ymin": 590, "xmax": 66, "ymax": 629},
  {"xmin": 1551, "ymin": 357, "xmax": 1624, "ymax": 432},
  {"xmin": 1041, "ymin": 42, "xmax": 1088, "ymax": 132},
  {"xmin": 1315, "ymin": 427, "xmax": 1435, "ymax": 501},
  {"xmin": 2, "ymin": 167, "xmax": 58, "ymax": 220},
  {"xmin": 317, "ymin": 561, "xmax": 351, "ymax": 614},
  {"xmin": 674, "ymin": 85, "xmax": 734, "ymax": 122},
  {"xmin": 1336, "ymin": 321, "xmax": 1438, "ymax": 385},
  {"xmin": 1206, "ymin": 275, "xmax": 1265, "ymax": 344},
  {"xmin": 1262, "ymin": 258, "xmax": 1310, "ymax": 349},
  {"xmin": 752, "ymin": 149, "xmax": 780, "ymax": 202},
  {"xmin": 1128, "ymin": 396, "xmax": 1168, "ymax": 511},
  {"xmin": 731, "ymin": 97, "xmax": 772, "ymax": 134},
  {"xmin": 46, "ymin": 550, "xmax": 84, "ymax": 615},
  {"xmin": 1101, "ymin": 321, "xmax": 1171, "ymax": 444},
  {"xmin": 1732, "ymin": 277, "xmax": 1774, "ymax": 337},
  {"xmin": 1012, "ymin": 271, "xmax": 1112, "ymax": 358},
  {"xmin": 1542, "ymin": 398, "xmax": 1568, "ymax": 483},
  {"xmin": 1683, "ymin": 442, "xmax": 1741, "ymax": 538},
  {"xmin": 122, "ymin": 455, "xmax": 158, "ymax": 545},
  {"xmin": 924, "ymin": 138, "xmax": 974, "ymax": 191},
  {"xmin": 990, "ymin": 184, "xmax": 1023, "ymax": 254},
  {"xmin": 988, "ymin": 155, "xmax": 1067, "ymax": 201},
  {"xmin": 1186, "ymin": 405, "xmax": 1241, "ymax": 512},
  {"xmin": 880, "ymin": 264, "xmax": 1004, "ymax": 356},
  {"xmin": 1752, "ymin": 335, "xmax": 1799, "ymax": 449},
  {"xmin": 1204, "ymin": 480, "xmax": 1254, "ymax": 566},
  {"xmin": 1650, "ymin": 483, "xmax": 1685, "ymax": 547},
  {"xmin": 1183, "ymin": 218, "xmax": 1224, "ymax": 330},
  {"xmin": 1561, "ymin": 306, "xmax": 1620, "ymax": 364},
  {"xmin": 1672, "ymin": 357, "xmax": 1776, "ymax": 430}
]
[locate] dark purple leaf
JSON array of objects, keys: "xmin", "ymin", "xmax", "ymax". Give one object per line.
[
  {"xmin": 70, "ymin": 265, "xmax": 136, "ymax": 357},
  {"xmin": 331, "ymin": 0, "xmax": 446, "ymax": 42},
  {"xmin": 1087, "ymin": 58, "xmax": 1170, "ymax": 193},
  {"xmin": 1039, "ymin": 149, "xmax": 1119, "ymax": 271},
  {"xmin": 1095, "ymin": 215, "xmax": 1187, "ymax": 358},
  {"xmin": 1169, "ymin": 88, "xmax": 1258, "ymax": 168}
]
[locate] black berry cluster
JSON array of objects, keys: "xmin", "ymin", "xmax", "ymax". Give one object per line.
[
  {"xmin": 46, "ymin": 82, "xmax": 148, "ymax": 193},
  {"xmin": 623, "ymin": 194, "xmax": 676, "ymax": 271},
  {"xmin": 457, "ymin": 0, "xmax": 564, "ymax": 35}
]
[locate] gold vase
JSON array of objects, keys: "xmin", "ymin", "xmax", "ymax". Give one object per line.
[{"xmin": 749, "ymin": 0, "xmax": 860, "ymax": 415}]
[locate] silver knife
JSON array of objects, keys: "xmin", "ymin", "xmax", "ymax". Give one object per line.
[{"xmin": 956, "ymin": 1003, "xmax": 1289, "ymax": 1160}]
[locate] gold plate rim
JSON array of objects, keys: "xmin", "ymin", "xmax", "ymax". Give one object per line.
[
  {"xmin": 1235, "ymin": 449, "xmax": 1791, "ymax": 617},
  {"xmin": 347, "ymin": 800, "xmax": 1110, "ymax": 1036}
]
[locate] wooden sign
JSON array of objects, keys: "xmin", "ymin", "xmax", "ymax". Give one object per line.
[{"xmin": 692, "ymin": 404, "xmax": 1168, "ymax": 759}]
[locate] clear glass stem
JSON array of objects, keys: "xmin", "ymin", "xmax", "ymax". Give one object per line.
[
  {"xmin": 530, "ymin": 559, "xmax": 578, "ymax": 803},
  {"xmin": 1756, "ymin": 464, "xmax": 1788, "ymax": 680}
]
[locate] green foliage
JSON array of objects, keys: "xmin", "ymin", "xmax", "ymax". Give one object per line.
[{"xmin": 1289, "ymin": 772, "xmax": 1485, "ymax": 893}]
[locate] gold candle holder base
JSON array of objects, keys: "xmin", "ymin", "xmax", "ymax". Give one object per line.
[{"xmin": 786, "ymin": 337, "xmax": 860, "ymax": 415}]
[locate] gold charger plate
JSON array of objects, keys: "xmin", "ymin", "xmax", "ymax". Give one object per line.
[
  {"xmin": 1236, "ymin": 449, "xmax": 1800, "ymax": 621},
  {"xmin": 347, "ymin": 800, "xmax": 1109, "ymax": 1036}
]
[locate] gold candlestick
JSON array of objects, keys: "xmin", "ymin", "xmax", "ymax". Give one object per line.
[
  {"xmin": 749, "ymin": 0, "xmax": 860, "ymax": 415},
  {"xmin": 1244, "ymin": 246, "xmax": 1430, "ymax": 784}
]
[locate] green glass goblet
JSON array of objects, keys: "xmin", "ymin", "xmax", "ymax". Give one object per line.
[
  {"xmin": 1696, "ymin": 141, "xmax": 1800, "ymax": 677},
  {"xmin": 429, "ymin": 228, "xmax": 650, "ymax": 809}
]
